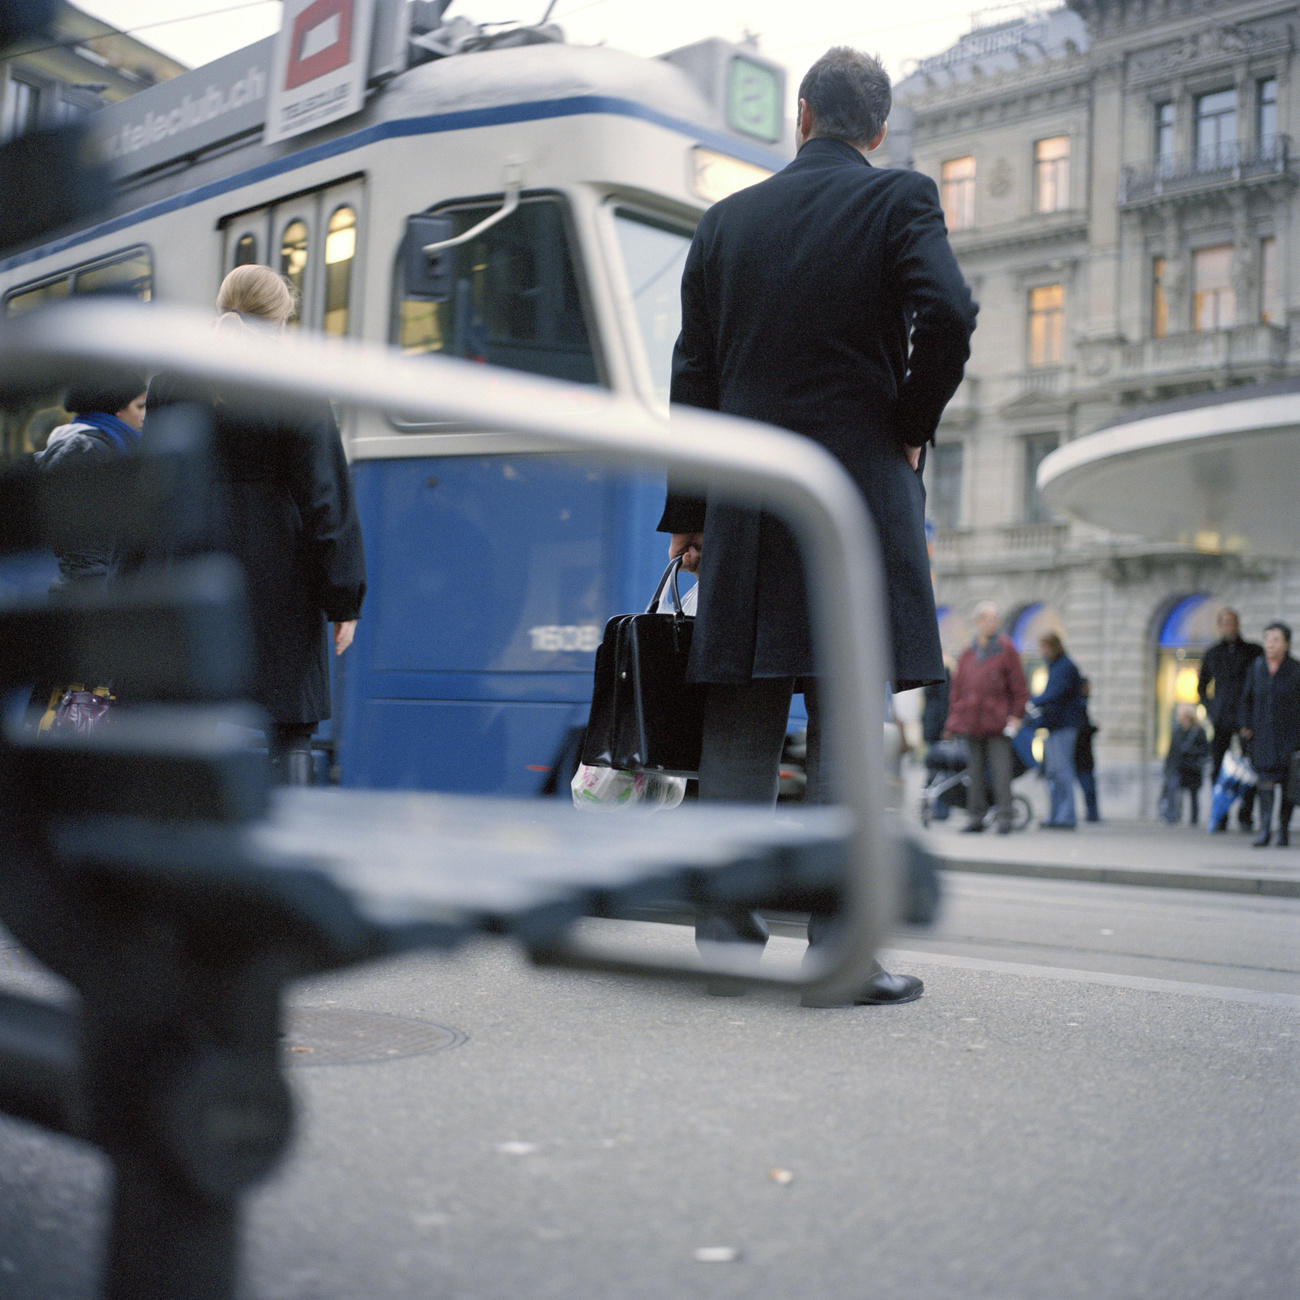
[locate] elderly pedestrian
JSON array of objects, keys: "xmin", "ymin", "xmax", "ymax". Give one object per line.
[
  {"xmin": 1240, "ymin": 622, "xmax": 1300, "ymax": 847},
  {"xmin": 944, "ymin": 602, "xmax": 1028, "ymax": 835}
]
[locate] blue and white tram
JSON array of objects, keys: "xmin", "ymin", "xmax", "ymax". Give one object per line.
[{"xmin": 0, "ymin": 8, "xmax": 792, "ymax": 792}]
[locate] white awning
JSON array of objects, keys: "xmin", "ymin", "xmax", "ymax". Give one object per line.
[{"xmin": 1038, "ymin": 385, "xmax": 1300, "ymax": 556}]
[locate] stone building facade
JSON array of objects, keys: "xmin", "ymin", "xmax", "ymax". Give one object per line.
[
  {"xmin": 883, "ymin": 0, "xmax": 1300, "ymax": 814},
  {"xmin": 1, "ymin": 2, "xmax": 184, "ymax": 144}
]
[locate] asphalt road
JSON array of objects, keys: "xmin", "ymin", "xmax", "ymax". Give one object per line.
[{"xmin": 2, "ymin": 874, "xmax": 1297, "ymax": 1299}]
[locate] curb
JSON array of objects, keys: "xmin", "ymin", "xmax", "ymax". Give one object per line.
[{"xmin": 933, "ymin": 853, "xmax": 1300, "ymax": 898}]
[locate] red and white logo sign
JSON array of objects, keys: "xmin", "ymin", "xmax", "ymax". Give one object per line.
[{"xmin": 265, "ymin": 0, "xmax": 374, "ymax": 145}]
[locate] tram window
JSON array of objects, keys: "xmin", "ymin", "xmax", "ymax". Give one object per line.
[
  {"xmin": 4, "ymin": 277, "xmax": 71, "ymax": 317},
  {"xmin": 234, "ymin": 234, "xmax": 258, "ymax": 266},
  {"xmin": 396, "ymin": 197, "xmax": 598, "ymax": 386},
  {"xmin": 280, "ymin": 218, "xmax": 308, "ymax": 326},
  {"xmin": 4, "ymin": 247, "xmax": 152, "ymax": 317},
  {"xmin": 611, "ymin": 209, "xmax": 692, "ymax": 409},
  {"xmin": 323, "ymin": 205, "xmax": 356, "ymax": 337},
  {"xmin": 75, "ymin": 249, "xmax": 152, "ymax": 301}
]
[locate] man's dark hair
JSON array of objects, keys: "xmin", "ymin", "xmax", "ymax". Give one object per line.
[
  {"xmin": 1264, "ymin": 620, "xmax": 1292, "ymax": 645},
  {"xmin": 799, "ymin": 47, "xmax": 892, "ymax": 147},
  {"xmin": 65, "ymin": 370, "xmax": 148, "ymax": 417}
]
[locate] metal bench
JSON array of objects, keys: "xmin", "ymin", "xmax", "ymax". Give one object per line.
[{"xmin": 0, "ymin": 300, "xmax": 939, "ymax": 1298}]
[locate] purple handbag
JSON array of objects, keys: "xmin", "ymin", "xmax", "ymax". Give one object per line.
[{"xmin": 48, "ymin": 687, "xmax": 115, "ymax": 735}]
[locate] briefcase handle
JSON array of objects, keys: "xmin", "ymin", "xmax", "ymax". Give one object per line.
[{"xmin": 645, "ymin": 555, "xmax": 691, "ymax": 617}]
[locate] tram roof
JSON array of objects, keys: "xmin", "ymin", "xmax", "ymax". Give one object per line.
[{"xmin": 1037, "ymin": 377, "xmax": 1300, "ymax": 557}]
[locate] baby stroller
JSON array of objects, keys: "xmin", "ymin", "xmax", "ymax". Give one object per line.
[{"xmin": 919, "ymin": 737, "xmax": 1034, "ymax": 830}]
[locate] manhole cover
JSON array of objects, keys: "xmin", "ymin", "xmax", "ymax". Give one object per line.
[{"xmin": 282, "ymin": 1007, "xmax": 467, "ymax": 1067}]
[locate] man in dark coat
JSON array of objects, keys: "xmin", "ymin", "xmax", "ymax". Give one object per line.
[
  {"xmin": 657, "ymin": 47, "xmax": 977, "ymax": 1006},
  {"xmin": 1199, "ymin": 607, "xmax": 1263, "ymax": 831}
]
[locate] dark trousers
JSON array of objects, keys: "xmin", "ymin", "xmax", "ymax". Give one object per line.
[
  {"xmin": 964, "ymin": 733, "xmax": 1014, "ymax": 829},
  {"xmin": 693, "ymin": 678, "xmax": 839, "ymax": 948},
  {"xmin": 1211, "ymin": 727, "xmax": 1255, "ymax": 825},
  {"xmin": 268, "ymin": 722, "xmax": 315, "ymax": 786}
]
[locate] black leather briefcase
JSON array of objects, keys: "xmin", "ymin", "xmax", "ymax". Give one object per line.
[{"xmin": 580, "ymin": 556, "xmax": 704, "ymax": 777}]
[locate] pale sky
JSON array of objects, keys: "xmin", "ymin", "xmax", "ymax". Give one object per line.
[{"xmin": 76, "ymin": 0, "xmax": 1053, "ymax": 86}]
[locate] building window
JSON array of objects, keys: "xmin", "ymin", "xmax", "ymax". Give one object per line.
[
  {"xmin": 1028, "ymin": 284, "xmax": 1065, "ymax": 367},
  {"xmin": 234, "ymin": 234, "xmax": 258, "ymax": 266},
  {"xmin": 1154, "ymin": 101, "xmax": 1175, "ymax": 172},
  {"xmin": 1192, "ymin": 245, "xmax": 1234, "ymax": 330},
  {"xmin": 930, "ymin": 441, "xmax": 964, "ymax": 531},
  {"xmin": 940, "ymin": 156, "xmax": 975, "ymax": 231},
  {"xmin": 1023, "ymin": 433, "xmax": 1059, "ymax": 524},
  {"xmin": 1260, "ymin": 237, "xmax": 1279, "ymax": 323},
  {"xmin": 1152, "ymin": 257, "xmax": 1168, "ymax": 338},
  {"xmin": 1034, "ymin": 137, "xmax": 1069, "ymax": 212},
  {"xmin": 1195, "ymin": 88, "xmax": 1237, "ymax": 170},
  {"xmin": 1257, "ymin": 77, "xmax": 1278, "ymax": 152}
]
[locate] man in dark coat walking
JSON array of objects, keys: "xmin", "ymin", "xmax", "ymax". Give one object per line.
[
  {"xmin": 657, "ymin": 47, "xmax": 977, "ymax": 1006},
  {"xmin": 1199, "ymin": 607, "xmax": 1263, "ymax": 831}
]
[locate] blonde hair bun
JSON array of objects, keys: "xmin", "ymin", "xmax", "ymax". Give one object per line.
[{"xmin": 216, "ymin": 264, "xmax": 296, "ymax": 326}]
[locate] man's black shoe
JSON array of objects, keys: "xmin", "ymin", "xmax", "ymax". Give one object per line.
[
  {"xmin": 800, "ymin": 969, "xmax": 924, "ymax": 1008},
  {"xmin": 960, "ymin": 822, "xmax": 985, "ymax": 833},
  {"xmin": 1210, "ymin": 821, "xmax": 1227, "ymax": 833}
]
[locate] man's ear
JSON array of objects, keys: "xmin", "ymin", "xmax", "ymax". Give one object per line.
[
  {"xmin": 866, "ymin": 120, "xmax": 888, "ymax": 152},
  {"xmin": 797, "ymin": 98, "xmax": 814, "ymax": 144}
]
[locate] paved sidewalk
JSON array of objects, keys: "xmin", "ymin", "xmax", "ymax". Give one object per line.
[{"xmin": 916, "ymin": 813, "xmax": 1300, "ymax": 897}]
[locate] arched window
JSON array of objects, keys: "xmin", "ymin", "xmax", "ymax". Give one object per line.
[
  {"xmin": 1154, "ymin": 593, "xmax": 1217, "ymax": 756},
  {"xmin": 234, "ymin": 234, "xmax": 258, "ymax": 267},
  {"xmin": 280, "ymin": 218, "xmax": 308, "ymax": 326},
  {"xmin": 323, "ymin": 205, "xmax": 356, "ymax": 337}
]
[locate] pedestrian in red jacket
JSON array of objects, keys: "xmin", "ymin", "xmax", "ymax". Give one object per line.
[{"xmin": 945, "ymin": 602, "xmax": 1029, "ymax": 833}]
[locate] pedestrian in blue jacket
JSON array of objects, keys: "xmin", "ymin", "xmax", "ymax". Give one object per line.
[{"xmin": 1030, "ymin": 632, "xmax": 1088, "ymax": 829}]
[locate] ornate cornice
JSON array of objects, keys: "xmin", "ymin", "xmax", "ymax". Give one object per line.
[
  {"xmin": 1127, "ymin": 18, "xmax": 1294, "ymax": 87},
  {"xmin": 950, "ymin": 213, "xmax": 1090, "ymax": 258}
]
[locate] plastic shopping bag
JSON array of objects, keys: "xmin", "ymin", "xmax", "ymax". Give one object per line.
[
  {"xmin": 1207, "ymin": 744, "xmax": 1256, "ymax": 831},
  {"xmin": 570, "ymin": 762, "xmax": 687, "ymax": 811}
]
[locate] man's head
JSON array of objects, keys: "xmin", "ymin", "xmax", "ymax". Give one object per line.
[
  {"xmin": 1038, "ymin": 632, "xmax": 1064, "ymax": 662},
  {"xmin": 1216, "ymin": 608, "xmax": 1240, "ymax": 640},
  {"xmin": 972, "ymin": 601, "xmax": 999, "ymax": 644},
  {"xmin": 1175, "ymin": 701, "xmax": 1196, "ymax": 727},
  {"xmin": 797, "ymin": 47, "xmax": 891, "ymax": 153}
]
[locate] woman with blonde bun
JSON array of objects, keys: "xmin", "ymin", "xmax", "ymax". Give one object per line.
[{"xmin": 146, "ymin": 265, "xmax": 366, "ymax": 783}]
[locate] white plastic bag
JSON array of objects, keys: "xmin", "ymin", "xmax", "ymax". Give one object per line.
[{"xmin": 570, "ymin": 762, "xmax": 686, "ymax": 811}]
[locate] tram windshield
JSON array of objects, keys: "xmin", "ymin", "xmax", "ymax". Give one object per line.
[
  {"xmin": 610, "ymin": 209, "xmax": 693, "ymax": 412},
  {"xmin": 397, "ymin": 196, "xmax": 599, "ymax": 387}
]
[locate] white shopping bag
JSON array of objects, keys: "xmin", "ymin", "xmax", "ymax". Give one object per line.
[{"xmin": 570, "ymin": 762, "xmax": 686, "ymax": 811}]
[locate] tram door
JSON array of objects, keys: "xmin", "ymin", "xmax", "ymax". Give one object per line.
[{"xmin": 219, "ymin": 178, "xmax": 366, "ymax": 339}]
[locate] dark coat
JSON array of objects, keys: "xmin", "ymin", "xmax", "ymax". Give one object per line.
[
  {"xmin": 1240, "ymin": 655, "xmax": 1300, "ymax": 778},
  {"xmin": 33, "ymin": 422, "xmax": 127, "ymax": 590},
  {"xmin": 146, "ymin": 374, "xmax": 366, "ymax": 726},
  {"xmin": 1165, "ymin": 721, "xmax": 1209, "ymax": 789},
  {"xmin": 1198, "ymin": 637, "xmax": 1263, "ymax": 731},
  {"xmin": 1031, "ymin": 654, "xmax": 1088, "ymax": 731},
  {"xmin": 946, "ymin": 635, "xmax": 1029, "ymax": 738},
  {"xmin": 658, "ymin": 137, "xmax": 977, "ymax": 689}
]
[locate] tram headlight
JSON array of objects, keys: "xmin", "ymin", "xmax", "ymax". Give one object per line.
[{"xmin": 688, "ymin": 146, "xmax": 772, "ymax": 204}]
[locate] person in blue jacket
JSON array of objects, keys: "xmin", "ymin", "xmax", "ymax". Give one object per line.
[{"xmin": 1030, "ymin": 632, "xmax": 1088, "ymax": 829}]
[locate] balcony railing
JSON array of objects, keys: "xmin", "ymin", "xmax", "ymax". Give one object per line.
[
  {"xmin": 1115, "ymin": 323, "xmax": 1288, "ymax": 380},
  {"xmin": 930, "ymin": 521, "xmax": 1069, "ymax": 564},
  {"xmin": 1120, "ymin": 137, "xmax": 1292, "ymax": 205}
]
